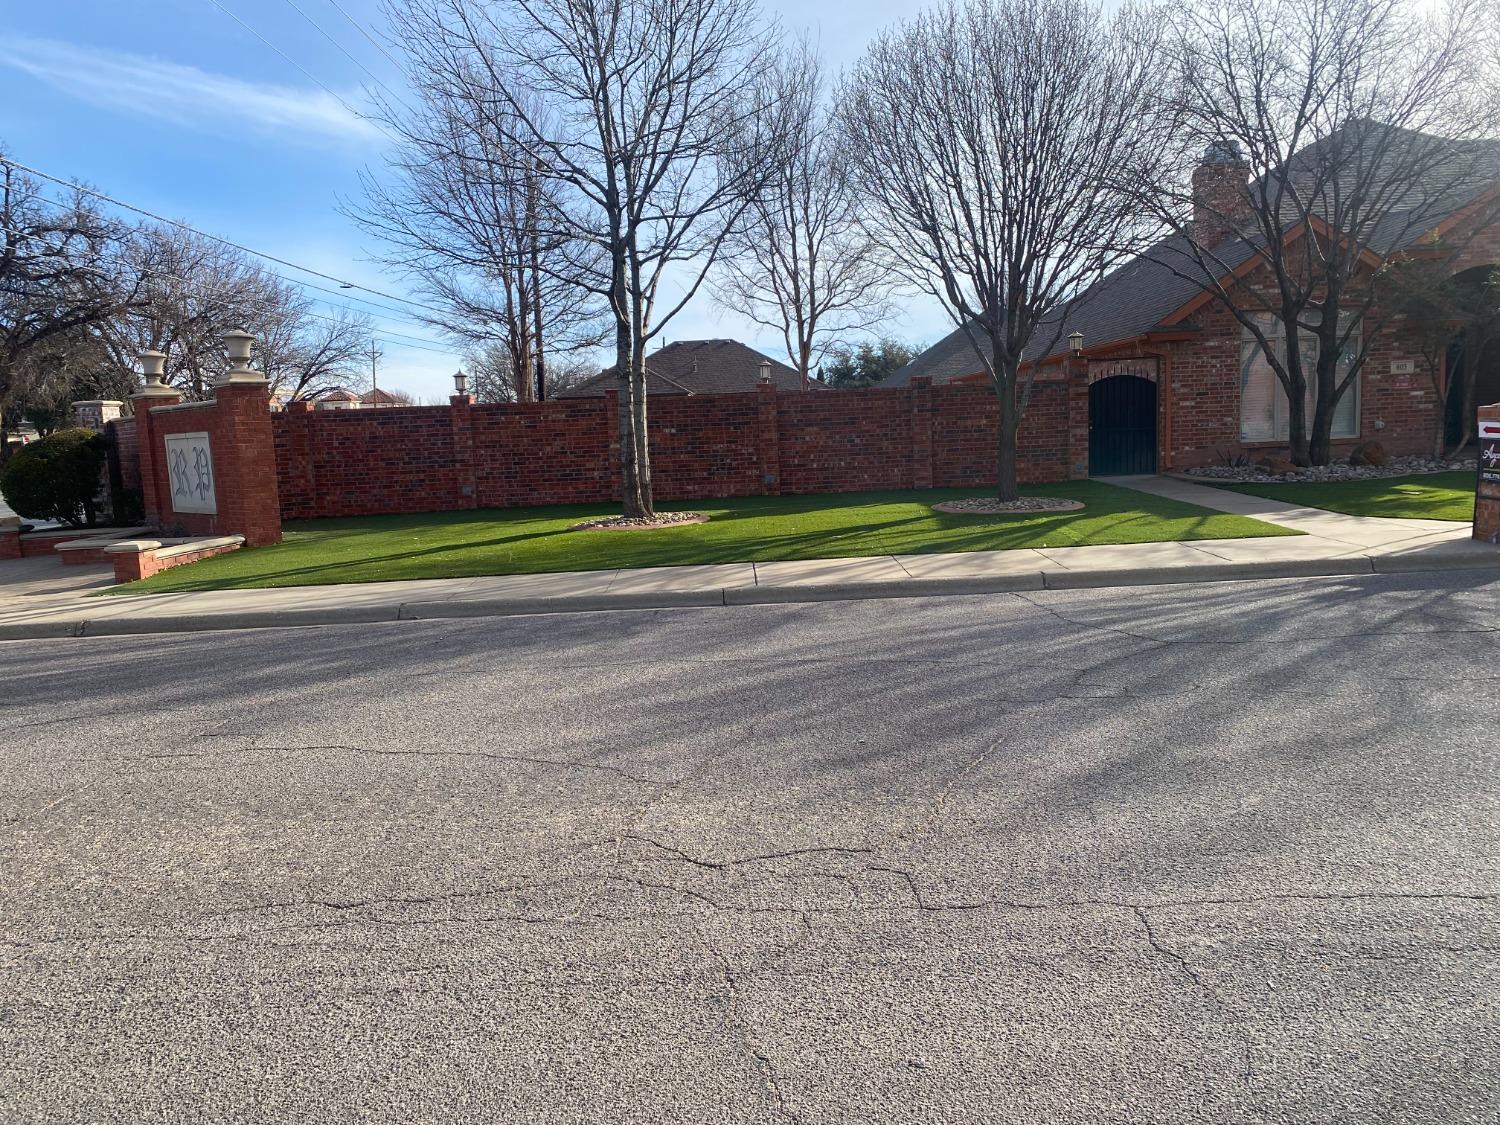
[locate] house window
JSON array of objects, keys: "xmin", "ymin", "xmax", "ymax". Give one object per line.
[{"xmin": 1239, "ymin": 314, "xmax": 1360, "ymax": 442}]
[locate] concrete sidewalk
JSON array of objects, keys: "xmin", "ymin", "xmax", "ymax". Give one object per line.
[{"xmin": 1, "ymin": 476, "xmax": 1494, "ymax": 639}]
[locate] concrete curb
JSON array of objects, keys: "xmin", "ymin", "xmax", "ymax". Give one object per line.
[{"xmin": 2, "ymin": 550, "xmax": 1497, "ymax": 641}]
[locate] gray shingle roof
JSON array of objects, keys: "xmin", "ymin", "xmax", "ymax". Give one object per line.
[
  {"xmin": 880, "ymin": 234, "xmax": 1251, "ymax": 387},
  {"xmin": 881, "ymin": 123, "xmax": 1500, "ymax": 388},
  {"xmin": 556, "ymin": 339, "xmax": 824, "ymax": 397}
]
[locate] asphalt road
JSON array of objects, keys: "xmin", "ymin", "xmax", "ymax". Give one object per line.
[{"xmin": 2, "ymin": 572, "xmax": 1498, "ymax": 1123}]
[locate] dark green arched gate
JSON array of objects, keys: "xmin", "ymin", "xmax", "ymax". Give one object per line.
[{"xmin": 1089, "ymin": 375, "xmax": 1158, "ymax": 476}]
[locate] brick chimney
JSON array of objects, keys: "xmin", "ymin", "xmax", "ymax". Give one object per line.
[{"xmin": 1191, "ymin": 141, "xmax": 1252, "ymax": 248}]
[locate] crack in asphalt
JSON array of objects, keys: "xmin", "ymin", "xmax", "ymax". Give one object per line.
[
  {"xmin": 715, "ymin": 956, "xmax": 803, "ymax": 1124},
  {"xmin": 624, "ymin": 833, "xmax": 874, "ymax": 871}
]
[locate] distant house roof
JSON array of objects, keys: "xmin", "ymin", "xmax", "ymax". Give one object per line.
[
  {"xmin": 318, "ymin": 388, "xmax": 362, "ymax": 402},
  {"xmin": 360, "ymin": 387, "xmax": 407, "ymax": 406},
  {"xmin": 556, "ymin": 339, "xmax": 825, "ymax": 397},
  {"xmin": 882, "ymin": 124, "xmax": 1500, "ymax": 389}
]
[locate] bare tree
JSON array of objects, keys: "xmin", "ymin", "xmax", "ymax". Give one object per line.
[
  {"xmin": 842, "ymin": 0, "xmax": 1166, "ymax": 501},
  {"xmin": 103, "ymin": 226, "xmax": 281, "ymax": 397},
  {"xmin": 712, "ymin": 43, "xmax": 892, "ymax": 385},
  {"xmin": 385, "ymin": 0, "xmax": 787, "ymax": 519},
  {"xmin": 1151, "ymin": 0, "xmax": 1498, "ymax": 465},
  {"xmin": 257, "ymin": 302, "xmax": 372, "ymax": 403},
  {"xmin": 1384, "ymin": 257, "xmax": 1500, "ymax": 454},
  {"xmin": 463, "ymin": 340, "xmax": 600, "ymax": 401},
  {"xmin": 101, "ymin": 225, "xmax": 370, "ymax": 401},
  {"xmin": 353, "ymin": 69, "xmax": 605, "ymax": 402},
  {"xmin": 0, "ymin": 158, "xmax": 132, "ymax": 453}
]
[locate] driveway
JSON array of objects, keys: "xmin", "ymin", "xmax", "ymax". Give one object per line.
[{"xmin": 2, "ymin": 572, "xmax": 1497, "ymax": 1122}]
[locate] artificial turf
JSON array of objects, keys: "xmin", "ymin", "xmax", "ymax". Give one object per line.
[
  {"xmin": 107, "ymin": 480, "xmax": 1298, "ymax": 594},
  {"xmin": 1213, "ymin": 471, "xmax": 1476, "ymax": 522}
]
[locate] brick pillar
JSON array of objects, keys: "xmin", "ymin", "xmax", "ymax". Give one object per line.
[
  {"xmin": 449, "ymin": 394, "xmax": 478, "ymax": 509},
  {"xmin": 756, "ymin": 382, "xmax": 781, "ymax": 495},
  {"xmin": 604, "ymin": 389, "xmax": 623, "ymax": 501},
  {"xmin": 1065, "ymin": 357, "xmax": 1091, "ymax": 479},
  {"xmin": 911, "ymin": 376, "xmax": 934, "ymax": 489},
  {"xmin": 213, "ymin": 381, "xmax": 283, "ymax": 547},
  {"xmin": 1476, "ymin": 405, "xmax": 1500, "ymax": 544},
  {"xmin": 130, "ymin": 351, "xmax": 181, "ymax": 529}
]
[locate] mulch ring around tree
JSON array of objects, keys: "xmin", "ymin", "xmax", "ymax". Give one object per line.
[
  {"xmin": 931, "ymin": 497, "xmax": 1085, "ymax": 516},
  {"xmin": 568, "ymin": 512, "xmax": 710, "ymax": 532}
]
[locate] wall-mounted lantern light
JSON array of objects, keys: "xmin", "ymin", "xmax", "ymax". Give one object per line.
[
  {"xmin": 453, "ymin": 369, "xmax": 469, "ymax": 396},
  {"xmin": 1068, "ymin": 331, "xmax": 1085, "ymax": 357},
  {"xmin": 758, "ymin": 359, "xmax": 772, "ymax": 384}
]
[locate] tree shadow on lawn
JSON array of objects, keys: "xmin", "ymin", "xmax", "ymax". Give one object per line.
[{"xmin": 105, "ymin": 484, "xmax": 1295, "ymax": 593}]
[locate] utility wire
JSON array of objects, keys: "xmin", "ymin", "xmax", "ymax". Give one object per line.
[
  {"xmin": 0, "ymin": 222, "xmax": 457, "ymax": 355},
  {"xmin": 203, "ymin": 0, "xmax": 394, "ymax": 142},
  {"xmin": 0, "ymin": 154, "xmax": 453, "ymax": 318},
  {"xmin": 323, "ymin": 0, "xmax": 406, "ymax": 72},
  {"xmin": 17, "ymin": 193, "xmax": 459, "ymax": 338},
  {"xmin": 280, "ymin": 0, "xmax": 399, "ymax": 100}
]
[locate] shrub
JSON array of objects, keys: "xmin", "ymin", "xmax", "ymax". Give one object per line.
[{"xmin": 0, "ymin": 428, "xmax": 109, "ymax": 526}]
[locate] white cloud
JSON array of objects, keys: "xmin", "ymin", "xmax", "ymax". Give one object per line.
[{"xmin": 0, "ymin": 34, "xmax": 383, "ymax": 144}]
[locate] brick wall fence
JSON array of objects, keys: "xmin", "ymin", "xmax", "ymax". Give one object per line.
[{"xmin": 272, "ymin": 377, "xmax": 1083, "ymax": 521}]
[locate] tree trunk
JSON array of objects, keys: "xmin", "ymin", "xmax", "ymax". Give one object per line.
[
  {"xmin": 628, "ymin": 331, "xmax": 653, "ymax": 519},
  {"xmin": 1284, "ymin": 376, "xmax": 1311, "ymax": 466},
  {"xmin": 992, "ymin": 364, "xmax": 1021, "ymax": 502},
  {"xmin": 615, "ymin": 317, "xmax": 649, "ymax": 519},
  {"xmin": 531, "ymin": 233, "xmax": 546, "ymax": 402}
]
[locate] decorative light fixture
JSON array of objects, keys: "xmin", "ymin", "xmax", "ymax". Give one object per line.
[
  {"xmin": 453, "ymin": 369, "xmax": 469, "ymax": 396},
  {"xmin": 758, "ymin": 359, "xmax": 772, "ymax": 384},
  {"xmin": 1068, "ymin": 331, "xmax": 1085, "ymax": 357}
]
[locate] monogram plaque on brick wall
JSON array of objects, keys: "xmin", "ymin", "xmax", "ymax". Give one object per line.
[{"xmin": 164, "ymin": 431, "xmax": 217, "ymax": 514}]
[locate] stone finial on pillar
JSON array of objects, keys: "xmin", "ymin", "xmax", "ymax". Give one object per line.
[
  {"xmin": 135, "ymin": 351, "xmax": 178, "ymax": 398},
  {"xmin": 218, "ymin": 329, "xmax": 268, "ymax": 386}
]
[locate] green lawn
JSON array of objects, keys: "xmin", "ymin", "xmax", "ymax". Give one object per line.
[
  {"xmin": 1214, "ymin": 471, "xmax": 1476, "ymax": 521},
  {"xmin": 107, "ymin": 481, "xmax": 1298, "ymax": 594}
]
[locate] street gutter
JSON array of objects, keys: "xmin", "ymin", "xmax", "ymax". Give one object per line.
[{"xmin": 3, "ymin": 550, "xmax": 1498, "ymax": 641}]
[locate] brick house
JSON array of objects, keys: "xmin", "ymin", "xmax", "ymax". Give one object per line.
[
  {"xmin": 883, "ymin": 127, "xmax": 1500, "ymax": 474},
  {"xmin": 557, "ymin": 338, "xmax": 827, "ymax": 397}
]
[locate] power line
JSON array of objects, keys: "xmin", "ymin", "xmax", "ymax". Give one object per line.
[
  {"xmin": 18, "ymin": 192, "xmax": 458, "ymax": 339},
  {"xmin": 280, "ymin": 0, "xmax": 398, "ymax": 99},
  {"xmin": 0, "ymin": 154, "xmax": 454, "ymax": 319},
  {"xmin": 204, "ymin": 0, "xmax": 400, "ymax": 144},
  {"xmin": 323, "ymin": 0, "xmax": 406, "ymax": 72},
  {"xmin": 0, "ymin": 222, "xmax": 457, "ymax": 356}
]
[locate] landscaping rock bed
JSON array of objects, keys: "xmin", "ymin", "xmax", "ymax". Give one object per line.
[
  {"xmin": 1183, "ymin": 454, "xmax": 1475, "ymax": 484},
  {"xmin": 931, "ymin": 496, "xmax": 1085, "ymax": 516},
  {"xmin": 568, "ymin": 512, "xmax": 709, "ymax": 532}
]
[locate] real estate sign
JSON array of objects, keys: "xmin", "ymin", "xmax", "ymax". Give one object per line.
[{"xmin": 1482, "ymin": 420, "xmax": 1500, "ymax": 485}]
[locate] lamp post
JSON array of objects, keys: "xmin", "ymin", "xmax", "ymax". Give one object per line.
[
  {"xmin": 1068, "ymin": 331, "xmax": 1085, "ymax": 358},
  {"xmin": 453, "ymin": 369, "xmax": 469, "ymax": 397},
  {"xmin": 758, "ymin": 359, "xmax": 772, "ymax": 385}
]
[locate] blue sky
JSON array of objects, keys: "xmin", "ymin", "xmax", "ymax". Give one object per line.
[{"xmin": 0, "ymin": 0, "xmax": 946, "ymax": 401}]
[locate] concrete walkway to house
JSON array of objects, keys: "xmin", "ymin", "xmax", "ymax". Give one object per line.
[{"xmin": 1, "ymin": 475, "xmax": 1493, "ymax": 639}]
